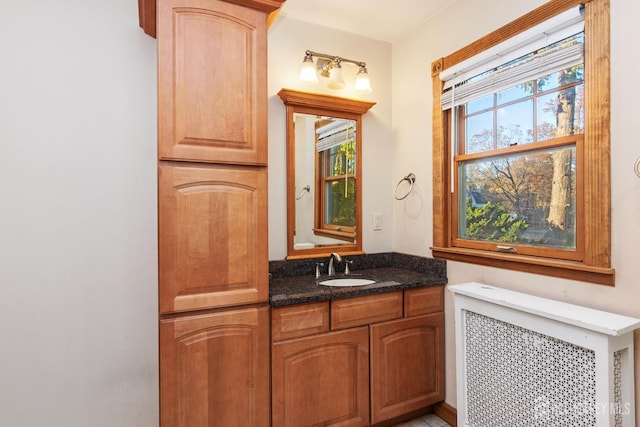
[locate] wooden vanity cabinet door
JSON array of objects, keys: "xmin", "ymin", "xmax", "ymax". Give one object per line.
[
  {"xmin": 160, "ymin": 307, "xmax": 270, "ymax": 427},
  {"xmin": 158, "ymin": 0, "xmax": 268, "ymax": 165},
  {"xmin": 158, "ymin": 163, "xmax": 268, "ymax": 313},
  {"xmin": 370, "ymin": 313, "xmax": 445, "ymax": 424},
  {"xmin": 272, "ymin": 327, "xmax": 370, "ymax": 427}
]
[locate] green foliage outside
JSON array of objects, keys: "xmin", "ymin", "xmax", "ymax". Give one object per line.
[
  {"xmin": 325, "ymin": 139, "xmax": 356, "ymax": 227},
  {"xmin": 465, "ymin": 199, "xmax": 528, "ymax": 243},
  {"xmin": 328, "ymin": 178, "xmax": 356, "ymax": 226}
]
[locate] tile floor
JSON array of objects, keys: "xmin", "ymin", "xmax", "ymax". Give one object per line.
[
  {"xmin": 396, "ymin": 414, "xmax": 450, "ymax": 427},
  {"xmin": 394, "ymin": 413, "xmax": 451, "ymax": 427}
]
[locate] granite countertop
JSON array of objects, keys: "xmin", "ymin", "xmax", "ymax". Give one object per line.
[{"xmin": 269, "ymin": 253, "xmax": 447, "ymax": 307}]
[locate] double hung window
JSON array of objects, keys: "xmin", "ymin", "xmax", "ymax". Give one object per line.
[{"xmin": 431, "ymin": 0, "xmax": 613, "ymax": 284}]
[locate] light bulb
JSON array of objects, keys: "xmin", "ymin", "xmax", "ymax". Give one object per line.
[
  {"xmin": 354, "ymin": 66, "xmax": 372, "ymax": 93},
  {"xmin": 299, "ymin": 55, "xmax": 318, "ymax": 84},
  {"xmin": 327, "ymin": 63, "xmax": 345, "ymax": 89}
]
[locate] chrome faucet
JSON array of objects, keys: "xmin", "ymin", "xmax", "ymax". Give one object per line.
[{"xmin": 327, "ymin": 253, "xmax": 342, "ymax": 276}]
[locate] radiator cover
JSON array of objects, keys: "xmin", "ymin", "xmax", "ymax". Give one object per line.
[{"xmin": 449, "ymin": 283, "xmax": 639, "ymax": 427}]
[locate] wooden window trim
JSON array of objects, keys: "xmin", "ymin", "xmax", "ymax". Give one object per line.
[{"xmin": 430, "ymin": 0, "xmax": 614, "ymax": 285}]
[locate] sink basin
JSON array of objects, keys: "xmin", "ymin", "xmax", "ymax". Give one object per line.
[{"xmin": 318, "ymin": 278, "xmax": 376, "ymax": 287}]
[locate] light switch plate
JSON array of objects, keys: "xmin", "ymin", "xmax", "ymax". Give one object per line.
[{"xmin": 372, "ymin": 212, "xmax": 383, "ymax": 231}]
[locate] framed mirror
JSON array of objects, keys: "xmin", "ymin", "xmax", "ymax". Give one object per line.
[{"xmin": 278, "ymin": 89, "xmax": 375, "ymax": 259}]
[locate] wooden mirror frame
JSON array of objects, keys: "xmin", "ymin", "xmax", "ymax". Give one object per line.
[{"xmin": 278, "ymin": 89, "xmax": 375, "ymax": 259}]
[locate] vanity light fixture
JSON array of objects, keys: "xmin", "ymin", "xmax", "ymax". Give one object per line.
[{"xmin": 299, "ymin": 50, "xmax": 372, "ymax": 93}]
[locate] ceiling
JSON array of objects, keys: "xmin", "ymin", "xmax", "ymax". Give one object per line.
[{"xmin": 278, "ymin": 0, "xmax": 456, "ymax": 43}]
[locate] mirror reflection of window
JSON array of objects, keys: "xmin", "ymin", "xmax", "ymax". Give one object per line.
[
  {"xmin": 292, "ymin": 114, "xmax": 358, "ymax": 247},
  {"xmin": 316, "ymin": 119, "xmax": 357, "ymax": 240}
]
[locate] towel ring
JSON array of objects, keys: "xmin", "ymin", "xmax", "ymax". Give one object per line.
[
  {"xmin": 394, "ymin": 173, "xmax": 416, "ymax": 200},
  {"xmin": 635, "ymin": 158, "xmax": 640, "ymax": 178},
  {"xmin": 296, "ymin": 185, "xmax": 311, "ymax": 200}
]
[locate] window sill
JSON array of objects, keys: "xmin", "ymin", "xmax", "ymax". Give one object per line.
[
  {"xmin": 313, "ymin": 228, "xmax": 355, "ymax": 242},
  {"xmin": 431, "ymin": 246, "xmax": 615, "ymax": 286}
]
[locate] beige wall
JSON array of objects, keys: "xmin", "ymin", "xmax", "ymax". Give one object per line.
[{"xmin": 0, "ymin": 0, "xmax": 158, "ymax": 425}]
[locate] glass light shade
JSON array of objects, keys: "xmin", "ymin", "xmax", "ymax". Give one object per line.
[
  {"xmin": 299, "ymin": 58, "xmax": 318, "ymax": 84},
  {"xmin": 354, "ymin": 68, "xmax": 372, "ymax": 93},
  {"xmin": 327, "ymin": 66, "xmax": 345, "ymax": 89}
]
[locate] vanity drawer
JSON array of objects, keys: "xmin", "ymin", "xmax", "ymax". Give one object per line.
[
  {"xmin": 331, "ymin": 291, "xmax": 403, "ymax": 330},
  {"xmin": 404, "ymin": 286, "xmax": 444, "ymax": 317},
  {"xmin": 272, "ymin": 301, "xmax": 330, "ymax": 341}
]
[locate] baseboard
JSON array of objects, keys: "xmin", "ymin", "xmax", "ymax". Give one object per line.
[{"xmin": 434, "ymin": 402, "xmax": 457, "ymax": 427}]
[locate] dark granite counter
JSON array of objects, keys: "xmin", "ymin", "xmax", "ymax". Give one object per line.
[{"xmin": 269, "ymin": 253, "xmax": 447, "ymax": 307}]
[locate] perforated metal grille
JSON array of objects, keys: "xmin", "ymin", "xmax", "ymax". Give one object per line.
[
  {"xmin": 614, "ymin": 350, "xmax": 623, "ymax": 427},
  {"xmin": 463, "ymin": 310, "xmax": 596, "ymax": 426}
]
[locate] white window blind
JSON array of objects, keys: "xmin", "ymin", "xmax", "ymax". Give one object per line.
[
  {"xmin": 440, "ymin": 5, "xmax": 584, "ymax": 110},
  {"xmin": 316, "ymin": 120, "xmax": 356, "ymax": 152}
]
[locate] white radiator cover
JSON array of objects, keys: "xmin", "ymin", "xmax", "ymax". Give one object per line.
[{"xmin": 449, "ymin": 283, "xmax": 640, "ymax": 427}]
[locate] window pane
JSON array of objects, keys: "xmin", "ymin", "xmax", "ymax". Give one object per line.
[
  {"xmin": 325, "ymin": 178, "xmax": 356, "ymax": 227},
  {"xmin": 536, "ymin": 83, "xmax": 584, "ymax": 141},
  {"xmin": 344, "ymin": 141, "xmax": 356, "ymax": 175},
  {"xmin": 537, "ymin": 64, "xmax": 584, "ymax": 93},
  {"xmin": 327, "ymin": 150, "xmax": 341, "ymax": 177},
  {"xmin": 326, "ymin": 141, "xmax": 356, "ymax": 176},
  {"xmin": 497, "ymin": 83, "xmax": 533, "ymax": 105},
  {"xmin": 458, "ymin": 144, "xmax": 576, "ymax": 249},
  {"xmin": 466, "ymin": 111, "xmax": 494, "ymax": 154},
  {"xmin": 467, "ymin": 94, "xmax": 494, "ymax": 114},
  {"xmin": 497, "ymin": 100, "xmax": 534, "ymax": 148}
]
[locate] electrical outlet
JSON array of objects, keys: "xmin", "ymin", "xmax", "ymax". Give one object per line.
[{"xmin": 372, "ymin": 213, "xmax": 383, "ymax": 231}]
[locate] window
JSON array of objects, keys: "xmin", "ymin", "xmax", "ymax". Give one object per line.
[
  {"xmin": 431, "ymin": 0, "xmax": 614, "ymax": 285},
  {"xmin": 456, "ymin": 34, "xmax": 584, "ymax": 259}
]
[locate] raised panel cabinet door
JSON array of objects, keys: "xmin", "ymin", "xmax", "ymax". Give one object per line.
[
  {"xmin": 370, "ymin": 313, "xmax": 445, "ymax": 424},
  {"xmin": 272, "ymin": 327, "xmax": 370, "ymax": 427},
  {"xmin": 160, "ymin": 307, "xmax": 270, "ymax": 427},
  {"xmin": 158, "ymin": 163, "xmax": 268, "ymax": 313},
  {"xmin": 158, "ymin": 0, "xmax": 267, "ymax": 164}
]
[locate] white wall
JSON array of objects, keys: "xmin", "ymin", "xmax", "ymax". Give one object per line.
[
  {"xmin": 268, "ymin": 17, "xmax": 394, "ymax": 260},
  {"xmin": 392, "ymin": 0, "xmax": 640, "ymax": 415},
  {"xmin": 0, "ymin": 1, "xmax": 158, "ymax": 425}
]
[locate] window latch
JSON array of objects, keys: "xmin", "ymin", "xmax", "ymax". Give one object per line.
[{"xmin": 496, "ymin": 245, "xmax": 517, "ymax": 253}]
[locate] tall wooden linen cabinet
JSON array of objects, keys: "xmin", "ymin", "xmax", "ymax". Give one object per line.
[{"xmin": 138, "ymin": 0, "xmax": 285, "ymax": 425}]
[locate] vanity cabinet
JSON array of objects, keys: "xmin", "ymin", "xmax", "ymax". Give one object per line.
[{"xmin": 271, "ymin": 285, "xmax": 445, "ymax": 426}]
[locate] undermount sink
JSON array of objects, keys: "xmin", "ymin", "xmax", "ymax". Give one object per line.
[{"xmin": 318, "ymin": 278, "xmax": 376, "ymax": 287}]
